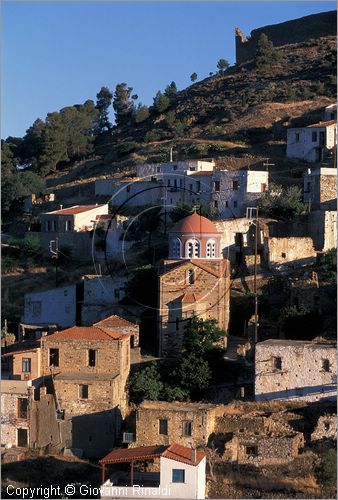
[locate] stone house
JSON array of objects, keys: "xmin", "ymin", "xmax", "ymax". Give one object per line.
[
  {"xmin": 94, "ymin": 213, "xmax": 133, "ymax": 258},
  {"xmin": 136, "ymin": 159, "xmax": 215, "ymax": 179},
  {"xmin": 2, "ymin": 344, "xmax": 41, "ymax": 381},
  {"xmin": 40, "ymin": 325, "xmax": 131, "ymax": 457},
  {"xmin": 255, "ymin": 339, "xmax": 337, "ymax": 402},
  {"xmin": 134, "ymin": 401, "xmax": 225, "ymax": 448},
  {"xmin": 100, "ymin": 443, "xmax": 206, "ymax": 499},
  {"xmin": 94, "ymin": 314, "xmax": 140, "ymax": 348},
  {"xmin": 286, "ymin": 121, "xmax": 337, "ymax": 163},
  {"xmin": 158, "ymin": 213, "xmax": 230, "ymax": 357},
  {"xmin": 303, "ymin": 167, "xmax": 337, "ymax": 211},
  {"xmin": 212, "ymin": 170, "xmax": 269, "ymax": 218},
  {"xmin": 1, "ymin": 379, "xmax": 33, "ymax": 448}
]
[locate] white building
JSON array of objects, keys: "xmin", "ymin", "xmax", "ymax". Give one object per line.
[
  {"xmin": 41, "ymin": 204, "xmax": 109, "ymax": 233},
  {"xmin": 22, "ymin": 285, "xmax": 78, "ymax": 328},
  {"xmin": 81, "ymin": 275, "xmax": 127, "ymax": 325},
  {"xmin": 212, "ymin": 170, "xmax": 269, "ymax": 218},
  {"xmin": 94, "ymin": 214, "xmax": 133, "ymax": 258},
  {"xmin": 136, "ymin": 159, "xmax": 215, "ymax": 179},
  {"xmin": 100, "ymin": 443, "xmax": 206, "ymax": 499},
  {"xmin": 255, "ymin": 339, "xmax": 337, "ymax": 402},
  {"xmin": 286, "ymin": 121, "xmax": 337, "ymax": 163}
]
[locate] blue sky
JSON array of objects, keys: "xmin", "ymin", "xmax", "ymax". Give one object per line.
[{"xmin": 2, "ymin": 1, "xmax": 336, "ymax": 139}]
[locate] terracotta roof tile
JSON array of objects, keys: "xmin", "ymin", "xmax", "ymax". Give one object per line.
[
  {"xmin": 171, "ymin": 213, "xmax": 220, "ymax": 235},
  {"xmin": 189, "ymin": 171, "xmax": 214, "ymax": 176},
  {"xmin": 43, "ymin": 326, "xmax": 127, "ymax": 341},
  {"xmin": 99, "ymin": 444, "xmax": 205, "ymax": 466},
  {"xmin": 47, "ymin": 205, "xmax": 106, "ymax": 215},
  {"xmin": 94, "ymin": 315, "xmax": 138, "ymax": 330},
  {"xmin": 163, "ymin": 444, "xmax": 205, "ymax": 466}
]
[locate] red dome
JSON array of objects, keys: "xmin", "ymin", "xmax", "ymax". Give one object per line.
[{"xmin": 170, "ymin": 213, "xmax": 219, "ymax": 235}]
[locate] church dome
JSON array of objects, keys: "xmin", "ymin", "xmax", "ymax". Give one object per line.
[{"xmin": 170, "ymin": 213, "xmax": 220, "ymax": 235}]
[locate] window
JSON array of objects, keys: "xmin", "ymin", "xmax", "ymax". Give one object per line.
[
  {"xmin": 225, "ymin": 201, "xmax": 229, "ymax": 207},
  {"xmin": 306, "ymin": 181, "xmax": 311, "ymax": 193},
  {"xmin": 206, "ymin": 240, "xmax": 216, "ymax": 258},
  {"xmin": 65, "ymin": 220, "xmax": 72, "ymax": 231},
  {"xmin": 174, "ymin": 179, "xmax": 177, "ymax": 188},
  {"xmin": 79, "ymin": 384, "xmax": 89, "ymax": 399},
  {"xmin": 281, "ymin": 252, "xmax": 286, "ymax": 258},
  {"xmin": 245, "ymin": 446, "xmax": 258, "ymax": 456},
  {"xmin": 186, "ymin": 239, "xmax": 200, "ymax": 258},
  {"xmin": 176, "ymin": 318, "xmax": 179, "ymax": 331},
  {"xmin": 172, "ymin": 469, "xmax": 185, "ymax": 483},
  {"xmin": 322, "ymin": 359, "xmax": 330, "ymax": 372},
  {"xmin": 172, "ymin": 238, "xmax": 181, "ymax": 258},
  {"xmin": 168, "ymin": 179, "xmax": 171, "ymax": 187},
  {"xmin": 51, "ymin": 220, "xmax": 56, "ymax": 231},
  {"xmin": 182, "ymin": 420, "xmax": 192, "ymax": 437},
  {"xmin": 179, "ymin": 179, "xmax": 183, "ymax": 188},
  {"xmin": 188, "ymin": 269, "xmax": 195, "ymax": 284},
  {"xmin": 233, "ymin": 180, "xmax": 239, "ymax": 190},
  {"xmin": 196, "ymin": 181, "xmax": 201, "ymax": 192},
  {"xmin": 295, "ymin": 132, "xmax": 300, "ymax": 142},
  {"xmin": 312, "ymin": 131, "xmax": 317, "ymax": 142},
  {"xmin": 233, "ymin": 201, "xmax": 237, "ymax": 208},
  {"xmin": 159, "ymin": 419, "xmax": 168, "ymax": 435},
  {"xmin": 49, "ymin": 348, "xmax": 59, "ymax": 367},
  {"xmin": 261, "ymin": 183, "xmax": 266, "ymax": 192},
  {"xmin": 126, "ymin": 184, "xmax": 131, "ymax": 193},
  {"xmin": 214, "ymin": 181, "xmax": 220, "ymax": 192},
  {"xmin": 17, "ymin": 398, "xmax": 28, "ymax": 419},
  {"xmin": 272, "ymin": 356, "xmax": 282, "ymax": 371},
  {"xmin": 31, "ymin": 301, "xmax": 41, "ymax": 319},
  {"xmin": 324, "ymin": 421, "xmax": 331, "ymax": 431},
  {"xmin": 173, "ymin": 165, "xmax": 178, "ymax": 171},
  {"xmin": 22, "ymin": 358, "xmax": 31, "ymax": 373},
  {"xmin": 214, "ymin": 200, "xmax": 218, "ymax": 209},
  {"xmin": 46, "ymin": 221, "xmax": 51, "ymax": 232},
  {"xmin": 156, "ymin": 166, "xmax": 161, "ymax": 173},
  {"xmin": 88, "ymin": 349, "xmax": 97, "ymax": 367}
]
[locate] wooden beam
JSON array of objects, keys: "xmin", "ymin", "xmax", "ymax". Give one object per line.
[{"xmin": 102, "ymin": 464, "xmax": 106, "ymax": 485}]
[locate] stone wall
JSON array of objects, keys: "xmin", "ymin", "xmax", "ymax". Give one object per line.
[
  {"xmin": 235, "ymin": 11, "xmax": 337, "ymax": 64},
  {"xmin": 265, "ymin": 236, "xmax": 316, "ymax": 269},
  {"xmin": 1, "ymin": 381, "xmax": 32, "ymax": 448},
  {"xmin": 309, "ymin": 210, "xmax": 337, "ymax": 251},
  {"xmin": 158, "ymin": 260, "xmax": 230, "ymax": 356},
  {"xmin": 30, "ymin": 389, "xmax": 60, "ymax": 450},
  {"xmin": 135, "ymin": 401, "xmax": 225, "ymax": 448},
  {"xmin": 311, "ymin": 414, "xmax": 337, "ymax": 448},
  {"xmin": 255, "ymin": 339, "xmax": 337, "ymax": 402}
]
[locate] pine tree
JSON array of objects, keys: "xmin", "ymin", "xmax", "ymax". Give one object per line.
[
  {"xmin": 95, "ymin": 86, "xmax": 113, "ymax": 132},
  {"xmin": 153, "ymin": 91, "xmax": 170, "ymax": 113},
  {"xmin": 190, "ymin": 72, "xmax": 197, "ymax": 82},
  {"xmin": 134, "ymin": 103, "xmax": 150, "ymax": 123},
  {"xmin": 164, "ymin": 81, "xmax": 177, "ymax": 99},
  {"xmin": 217, "ymin": 59, "xmax": 229, "ymax": 74},
  {"xmin": 255, "ymin": 33, "xmax": 281, "ymax": 71},
  {"xmin": 113, "ymin": 83, "xmax": 134, "ymax": 127}
]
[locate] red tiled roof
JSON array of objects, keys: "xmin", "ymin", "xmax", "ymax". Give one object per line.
[
  {"xmin": 163, "ymin": 444, "xmax": 205, "ymax": 466},
  {"xmin": 182, "ymin": 293, "xmax": 205, "ymax": 303},
  {"xmin": 191, "ymin": 259, "xmax": 227, "ymax": 278},
  {"xmin": 94, "ymin": 315, "xmax": 138, "ymax": 329},
  {"xmin": 100, "ymin": 445, "xmax": 167, "ymax": 465},
  {"xmin": 307, "ymin": 120, "xmax": 336, "ymax": 128},
  {"xmin": 99, "ymin": 444, "xmax": 205, "ymax": 466},
  {"xmin": 47, "ymin": 205, "xmax": 106, "ymax": 215},
  {"xmin": 171, "ymin": 213, "xmax": 220, "ymax": 235},
  {"xmin": 43, "ymin": 326, "xmax": 128, "ymax": 341}
]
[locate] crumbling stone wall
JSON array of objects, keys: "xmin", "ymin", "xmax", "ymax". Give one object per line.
[
  {"xmin": 235, "ymin": 11, "xmax": 336, "ymax": 64},
  {"xmin": 1, "ymin": 386, "xmax": 32, "ymax": 447},
  {"xmin": 311, "ymin": 414, "xmax": 337, "ymax": 448},
  {"xmin": 135, "ymin": 401, "xmax": 225, "ymax": 448},
  {"xmin": 30, "ymin": 389, "xmax": 60, "ymax": 450},
  {"xmin": 265, "ymin": 236, "xmax": 316, "ymax": 269},
  {"xmin": 309, "ymin": 210, "xmax": 337, "ymax": 251}
]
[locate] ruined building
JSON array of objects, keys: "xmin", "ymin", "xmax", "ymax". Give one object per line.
[
  {"xmin": 235, "ymin": 10, "xmax": 336, "ymax": 65},
  {"xmin": 158, "ymin": 213, "xmax": 230, "ymax": 356},
  {"xmin": 255, "ymin": 339, "xmax": 337, "ymax": 402}
]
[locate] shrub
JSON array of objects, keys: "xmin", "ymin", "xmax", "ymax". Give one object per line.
[
  {"xmin": 315, "ymin": 449, "xmax": 337, "ymax": 489},
  {"xmin": 128, "ymin": 363, "xmax": 164, "ymax": 403},
  {"xmin": 2, "ymin": 256, "xmax": 18, "ymax": 274},
  {"xmin": 9, "ymin": 235, "xmax": 41, "ymax": 257},
  {"xmin": 117, "ymin": 141, "xmax": 138, "ymax": 156}
]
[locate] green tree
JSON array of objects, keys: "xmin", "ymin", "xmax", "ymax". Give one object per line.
[
  {"xmin": 21, "ymin": 119, "xmax": 46, "ymax": 171},
  {"xmin": 113, "ymin": 83, "xmax": 134, "ymax": 127},
  {"xmin": 1, "ymin": 142, "xmax": 16, "ymax": 181},
  {"xmin": 164, "ymin": 81, "xmax": 177, "ymax": 99},
  {"xmin": 258, "ymin": 183, "xmax": 306, "ymax": 220},
  {"xmin": 162, "ymin": 384, "xmax": 189, "ymax": 402},
  {"xmin": 174, "ymin": 353, "xmax": 211, "ymax": 392},
  {"xmin": 165, "ymin": 111, "xmax": 176, "ymax": 128},
  {"xmin": 9, "ymin": 235, "xmax": 41, "ymax": 257},
  {"xmin": 153, "ymin": 91, "xmax": 170, "ymax": 113},
  {"xmin": 134, "ymin": 103, "xmax": 150, "ymax": 124},
  {"xmin": 128, "ymin": 363, "xmax": 164, "ymax": 403},
  {"xmin": 255, "ymin": 33, "xmax": 281, "ymax": 71},
  {"xmin": 183, "ymin": 318, "xmax": 227, "ymax": 355},
  {"xmin": 2, "ymin": 171, "xmax": 45, "ymax": 213},
  {"xmin": 217, "ymin": 59, "xmax": 229, "ymax": 74},
  {"xmin": 190, "ymin": 72, "xmax": 198, "ymax": 82},
  {"xmin": 315, "ymin": 449, "xmax": 337, "ymax": 490},
  {"xmin": 95, "ymin": 86, "xmax": 113, "ymax": 131}
]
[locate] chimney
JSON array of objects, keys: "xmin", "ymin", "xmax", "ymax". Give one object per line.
[
  {"xmin": 191, "ymin": 447, "xmax": 197, "ymax": 463},
  {"xmin": 170, "ymin": 147, "xmax": 173, "ymax": 162},
  {"xmin": 59, "ymin": 204, "xmax": 63, "ymax": 210}
]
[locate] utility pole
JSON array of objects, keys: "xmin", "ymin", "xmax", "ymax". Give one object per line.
[
  {"xmin": 169, "ymin": 147, "xmax": 173, "ymax": 163},
  {"xmin": 49, "ymin": 238, "xmax": 59, "ymax": 287},
  {"xmin": 263, "ymin": 158, "xmax": 275, "ymax": 172}
]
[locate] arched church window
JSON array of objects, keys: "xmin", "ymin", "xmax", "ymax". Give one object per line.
[
  {"xmin": 188, "ymin": 269, "xmax": 195, "ymax": 284},
  {"xmin": 206, "ymin": 239, "xmax": 216, "ymax": 258},
  {"xmin": 186, "ymin": 239, "xmax": 200, "ymax": 258},
  {"xmin": 172, "ymin": 238, "xmax": 181, "ymax": 258}
]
